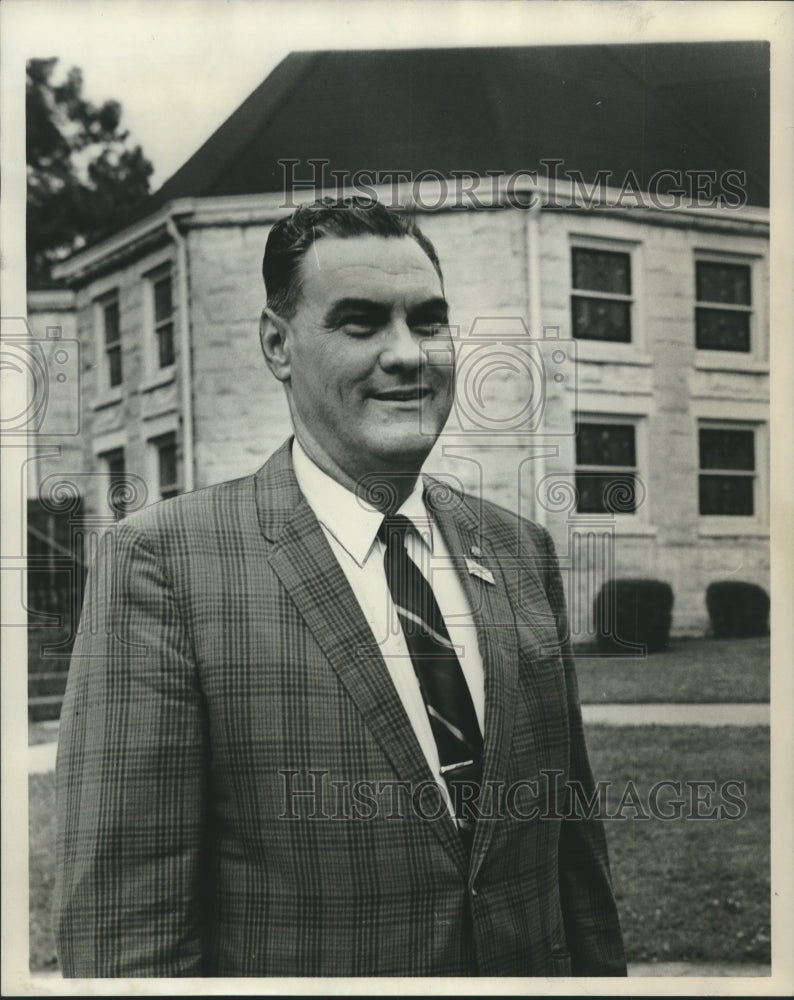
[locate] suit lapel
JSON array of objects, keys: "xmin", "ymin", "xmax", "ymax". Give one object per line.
[{"xmin": 254, "ymin": 443, "xmax": 468, "ymax": 872}]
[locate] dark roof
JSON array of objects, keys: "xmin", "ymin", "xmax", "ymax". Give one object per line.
[{"xmin": 142, "ymin": 41, "xmax": 771, "ymax": 216}]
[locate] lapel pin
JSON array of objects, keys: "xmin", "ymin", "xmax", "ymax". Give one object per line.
[
  {"xmin": 465, "ymin": 557, "xmax": 495, "ymax": 585},
  {"xmin": 470, "ymin": 545, "xmax": 483, "ymax": 557}
]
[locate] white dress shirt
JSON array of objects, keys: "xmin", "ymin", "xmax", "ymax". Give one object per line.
[{"xmin": 291, "ymin": 439, "xmax": 486, "ymax": 805}]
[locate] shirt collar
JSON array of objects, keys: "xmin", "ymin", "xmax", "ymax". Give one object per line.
[{"xmin": 291, "ymin": 438, "xmax": 434, "ymax": 567}]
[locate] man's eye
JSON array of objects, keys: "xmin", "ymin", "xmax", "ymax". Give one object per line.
[{"xmin": 342, "ymin": 320, "xmax": 376, "ymax": 336}]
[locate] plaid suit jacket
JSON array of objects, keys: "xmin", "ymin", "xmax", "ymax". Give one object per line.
[{"xmin": 54, "ymin": 438, "xmax": 626, "ymax": 978}]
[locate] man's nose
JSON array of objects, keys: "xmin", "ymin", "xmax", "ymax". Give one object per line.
[{"xmin": 379, "ymin": 319, "xmax": 425, "ymax": 371}]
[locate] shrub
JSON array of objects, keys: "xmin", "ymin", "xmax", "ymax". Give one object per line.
[
  {"xmin": 706, "ymin": 581, "xmax": 769, "ymax": 638},
  {"xmin": 594, "ymin": 578, "xmax": 674, "ymax": 654}
]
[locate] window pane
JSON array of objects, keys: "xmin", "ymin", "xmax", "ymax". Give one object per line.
[
  {"xmin": 154, "ymin": 276, "xmax": 173, "ymax": 322},
  {"xmin": 108, "ymin": 345, "xmax": 122, "ymax": 387},
  {"xmin": 158, "ymin": 440, "xmax": 177, "ymax": 488},
  {"xmin": 157, "ymin": 323, "xmax": 175, "ymax": 367},
  {"xmin": 696, "ymin": 261, "xmax": 751, "ymax": 306},
  {"xmin": 576, "ymin": 473, "xmax": 637, "ymax": 514},
  {"xmin": 104, "ymin": 299, "xmax": 120, "ymax": 347},
  {"xmin": 576, "ymin": 423, "xmax": 636, "ymax": 467},
  {"xmin": 572, "ymin": 297, "xmax": 631, "ymax": 342},
  {"xmin": 572, "ymin": 248, "xmax": 631, "ymax": 295},
  {"xmin": 156, "ymin": 433, "xmax": 179, "ymax": 500},
  {"xmin": 695, "ymin": 308, "xmax": 750, "ymax": 352},
  {"xmin": 699, "ymin": 428, "xmax": 755, "ymax": 471},
  {"xmin": 699, "ymin": 475, "xmax": 754, "ymax": 515}
]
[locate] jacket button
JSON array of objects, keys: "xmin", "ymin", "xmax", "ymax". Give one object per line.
[{"xmin": 470, "ymin": 886, "xmax": 478, "ymax": 897}]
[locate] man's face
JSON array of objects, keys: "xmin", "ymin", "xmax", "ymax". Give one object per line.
[{"xmin": 281, "ymin": 234, "xmax": 455, "ymax": 484}]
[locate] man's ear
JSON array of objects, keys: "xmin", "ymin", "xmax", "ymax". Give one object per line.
[{"xmin": 259, "ymin": 308, "xmax": 292, "ymax": 383}]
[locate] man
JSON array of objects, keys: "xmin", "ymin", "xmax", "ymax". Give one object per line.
[{"xmin": 54, "ymin": 197, "xmax": 626, "ymax": 978}]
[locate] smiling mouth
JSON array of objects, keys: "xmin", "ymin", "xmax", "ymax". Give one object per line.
[{"xmin": 371, "ymin": 387, "xmax": 430, "ymax": 402}]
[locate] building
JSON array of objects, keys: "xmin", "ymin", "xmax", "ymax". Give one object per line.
[{"xmin": 37, "ymin": 42, "xmax": 769, "ymax": 646}]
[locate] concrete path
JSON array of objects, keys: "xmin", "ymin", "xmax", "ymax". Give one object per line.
[
  {"xmin": 628, "ymin": 961, "xmax": 771, "ymax": 977},
  {"xmin": 29, "ymin": 741, "xmax": 58, "ymax": 775},
  {"xmin": 581, "ymin": 702, "xmax": 769, "ymax": 727}
]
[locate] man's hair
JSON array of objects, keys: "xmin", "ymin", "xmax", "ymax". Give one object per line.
[{"xmin": 262, "ymin": 196, "xmax": 444, "ymax": 318}]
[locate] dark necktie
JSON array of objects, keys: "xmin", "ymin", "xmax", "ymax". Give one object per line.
[{"xmin": 378, "ymin": 514, "xmax": 483, "ymax": 852}]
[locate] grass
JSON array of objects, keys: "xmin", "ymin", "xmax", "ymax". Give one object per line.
[
  {"xmin": 30, "ymin": 772, "xmax": 58, "ymax": 973},
  {"xmin": 29, "ymin": 723, "xmax": 769, "ymax": 972},
  {"xmin": 574, "ymin": 635, "xmax": 769, "ymax": 704},
  {"xmin": 585, "ymin": 725, "xmax": 770, "ymax": 965}
]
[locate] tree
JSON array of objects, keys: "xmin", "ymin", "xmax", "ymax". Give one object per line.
[{"xmin": 26, "ymin": 58, "xmax": 154, "ymax": 287}]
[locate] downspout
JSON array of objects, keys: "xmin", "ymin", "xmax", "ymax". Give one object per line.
[
  {"xmin": 526, "ymin": 200, "xmax": 547, "ymax": 528},
  {"xmin": 166, "ymin": 215, "xmax": 195, "ymax": 493}
]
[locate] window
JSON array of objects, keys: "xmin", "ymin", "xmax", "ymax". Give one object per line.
[
  {"xmin": 151, "ymin": 432, "xmax": 180, "ymax": 500},
  {"xmin": 695, "ymin": 260, "xmax": 752, "ymax": 352},
  {"xmin": 151, "ymin": 270, "xmax": 175, "ymax": 368},
  {"xmin": 100, "ymin": 293, "xmax": 122, "ymax": 386},
  {"xmin": 571, "ymin": 247, "xmax": 632, "ymax": 343},
  {"xmin": 575, "ymin": 421, "xmax": 638, "ymax": 513},
  {"xmin": 698, "ymin": 426, "xmax": 755, "ymax": 515},
  {"xmin": 100, "ymin": 446, "xmax": 127, "ymax": 516}
]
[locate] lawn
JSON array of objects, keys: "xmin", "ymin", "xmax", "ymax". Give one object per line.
[
  {"xmin": 574, "ymin": 635, "xmax": 769, "ymax": 704},
  {"xmin": 29, "ymin": 723, "xmax": 770, "ymax": 972},
  {"xmin": 585, "ymin": 724, "xmax": 770, "ymax": 965},
  {"xmin": 30, "ymin": 772, "xmax": 58, "ymax": 973}
]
